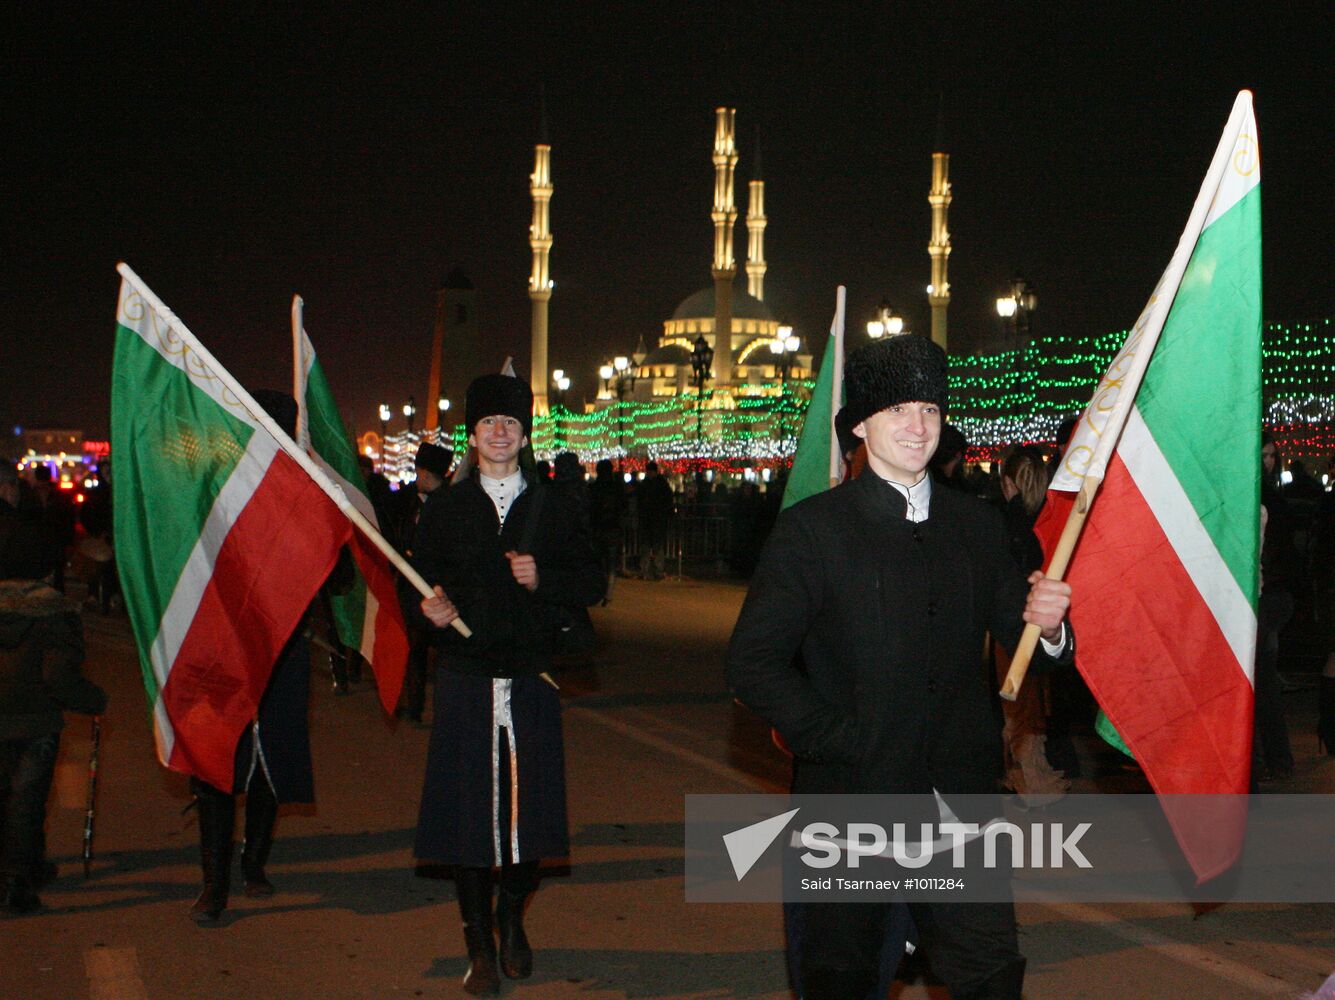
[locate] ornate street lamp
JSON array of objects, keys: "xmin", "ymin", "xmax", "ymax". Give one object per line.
[
  {"xmin": 402, "ymin": 396, "xmax": 417, "ymax": 434},
  {"xmin": 996, "ymin": 276, "xmax": 1037, "ymax": 349},
  {"xmin": 689, "ymin": 334, "xmax": 715, "ymax": 472},
  {"xmin": 866, "ymin": 299, "xmax": 905, "ymax": 339}
]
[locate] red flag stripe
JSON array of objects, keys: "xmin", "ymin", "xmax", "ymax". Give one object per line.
[
  {"xmin": 1062, "ymin": 456, "xmax": 1252, "ymax": 878},
  {"xmin": 160, "ymin": 452, "xmax": 351, "ymax": 789},
  {"xmin": 348, "ymin": 526, "xmax": 409, "ymax": 713}
]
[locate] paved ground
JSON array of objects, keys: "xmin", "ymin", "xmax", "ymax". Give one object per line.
[{"xmin": 4, "ymin": 577, "xmax": 1333, "ymax": 999}]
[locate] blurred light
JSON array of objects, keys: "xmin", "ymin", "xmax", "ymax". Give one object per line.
[
  {"xmin": 867, "ymin": 321, "xmax": 884, "ymax": 338},
  {"xmin": 1280, "ymin": 470, "xmax": 1293, "ymax": 485},
  {"xmin": 997, "ymin": 297, "xmax": 1018, "ymax": 318}
]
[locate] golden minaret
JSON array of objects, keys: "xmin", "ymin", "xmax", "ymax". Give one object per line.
[
  {"xmin": 745, "ymin": 135, "xmax": 766, "ymax": 301},
  {"xmin": 927, "ymin": 151, "xmax": 952, "ymax": 350},
  {"xmin": 528, "ymin": 140, "xmax": 553, "ymax": 414},
  {"xmin": 711, "ymin": 107, "xmax": 738, "ymax": 388}
]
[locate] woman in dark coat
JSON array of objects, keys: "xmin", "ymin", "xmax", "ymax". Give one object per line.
[{"xmin": 416, "ymin": 374, "xmax": 603, "ymax": 996}]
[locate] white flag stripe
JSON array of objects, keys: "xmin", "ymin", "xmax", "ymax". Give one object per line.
[
  {"xmin": 1202, "ymin": 99, "xmax": 1259, "ymax": 229},
  {"xmin": 117, "ymin": 280, "xmax": 262, "ymax": 434},
  {"xmin": 147, "ymin": 432, "xmax": 279, "ymax": 704},
  {"xmin": 1120, "ymin": 408, "xmax": 1256, "ymax": 682}
]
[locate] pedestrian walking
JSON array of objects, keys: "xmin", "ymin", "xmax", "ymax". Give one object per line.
[
  {"xmin": 635, "ymin": 460, "xmax": 674, "ymax": 580},
  {"xmin": 415, "ymin": 373, "xmax": 603, "ymax": 995},
  {"xmin": 727, "ymin": 335, "xmax": 1073, "ymax": 1000}
]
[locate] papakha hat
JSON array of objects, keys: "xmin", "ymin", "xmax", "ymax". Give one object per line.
[
  {"xmin": 465, "ymin": 374, "xmax": 533, "ymax": 437},
  {"xmin": 414, "ymin": 442, "xmax": 453, "ymax": 477},
  {"xmin": 838, "ymin": 334, "xmax": 948, "ymax": 431}
]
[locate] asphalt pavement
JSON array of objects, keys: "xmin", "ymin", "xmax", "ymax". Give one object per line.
[{"xmin": 3, "ymin": 577, "xmax": 1333, "ymax": 999}]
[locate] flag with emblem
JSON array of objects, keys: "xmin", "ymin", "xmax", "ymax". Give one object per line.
[
  {"xmin": 1032, "ymin": 91, "xmax": 1262, "ymax": 881},
  {"xmin": 112, "ymin": 266, "xmax": 353, "ymax": 789}
]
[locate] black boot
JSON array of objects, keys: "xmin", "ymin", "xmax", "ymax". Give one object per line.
[
  {"xmin": 455, "ymin": 867, "xmax": 499, "ymax": 996},
  {"xmin": 189, "ymin": 779, "xmax": 235, "ymax": 924},
  {"xmin": 241, "ymin": 778, "xmax": 278, "ymax": 897},
  {"xmin": 497, "ymin": 861, "xmax": 539, "ymax": 979}
]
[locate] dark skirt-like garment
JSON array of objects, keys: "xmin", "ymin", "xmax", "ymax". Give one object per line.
[
  {"xmin": 414, "ymin": 669, "xmax": 569, "ymax": 867},
  {"xmin": 232, "ymin": 632, "xmax": 315, "ymax": 804}
]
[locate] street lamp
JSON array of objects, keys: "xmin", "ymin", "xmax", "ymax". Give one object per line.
[
  {"xmin": 866, "ymin": 299, "xmax": 905, "ymax": 339},
  {"xmin": 378, "ymin": 403, "xmax": 391, "ymax": 471},
  {"xmin": 606, "ymin": 356, "xmax": 637, "ymax": 462},
  {"xmin": 996, "ymin": 277, "xmax": 1037, "ymax": 348},
  {"xmin": 403, "ymin": 396, "xmax": 417, "ymax": 434},
  {"xmin": 689, "ymin": 334, "xmax": 715, "ymax": 480},
  {"xmin": 769, "ymin": 327, "xmax": 800, "ymax": 442},
  {"xmin": 551, "ymin": 370, "xmax": 571, "ymax": 447}
]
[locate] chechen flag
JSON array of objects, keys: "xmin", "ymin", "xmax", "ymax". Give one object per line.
[
  {"xmin": 1034, "ymin": 92, "xmax": 1261, "ymax": 882},
  {"xmin": 781, "ymin": 287, "xmax": 847, "ymax": 510},
  {"xmin": 294, "ymin": 299, "xmax": 408, "ymax": 713},
  {"xmin": 112, "ymin": 267, "xmax": 352, "ymax": 790}
]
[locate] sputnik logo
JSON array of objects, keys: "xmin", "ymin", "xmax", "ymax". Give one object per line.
[{"xmin": 722, "ymin": 808, "xmax": 800, "ymax": 880}]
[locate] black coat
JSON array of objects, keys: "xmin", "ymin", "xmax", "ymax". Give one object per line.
[
  {"xmin": 413, "ymin": 475, "xmax": 604, "ymax": 866},
  {"xmin": 727, "ymin": 470, "xmax": 1068, "ymax": 804}
]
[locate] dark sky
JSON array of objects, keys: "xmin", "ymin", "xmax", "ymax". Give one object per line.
[{"xmin": 6, "ymin": 5, "xmax": 1331, "ymax": 442}]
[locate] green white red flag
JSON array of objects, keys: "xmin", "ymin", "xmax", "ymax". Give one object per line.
[
  {"xmin": 1034, "ymin": 91, "xmax": 1262, "ymax": 881},
  {"xmin": 781, "ymin": 287, "xmax": 846, "ymax": 510},
  {"xmin": 293, "ymin": 298, "xmax": 407, "ymax": 712},
  {"xmin": 111, "ymin": 267, "xmax": 352, "ymax": 789}
]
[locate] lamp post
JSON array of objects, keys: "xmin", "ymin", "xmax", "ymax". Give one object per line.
[
  {"xmin": 689, "ymin": 334, "xmax": 714, "ymax": 481},
  {"xmin": 403, "ymin": 396, "xmax": 417, "ymax": 435},
  {"xmin": 865, "ymin": 298, "xmax": 905, "ymax": 340},
  {"xmin": 551, "ymin": 370, "xmax": 570, "ymax": 447},
  {"xmin": 378, "ymin": 403, "xmax": 391, "ymax": 472},
  {"xmin": 435, "ymin": 397, "xmax": 450, "ymax": 445},
  {"xmin": 768, "ymin": 325, "xmax": 800, "ymax": 442},
  {"xmin": 996, "ymin": 277, "xmax": 1037, "ymax": 351}
]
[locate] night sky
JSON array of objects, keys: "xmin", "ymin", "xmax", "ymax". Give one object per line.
[{"xmin": 6, "ymin": 5, "xmax": 1331, "ymax": 443}]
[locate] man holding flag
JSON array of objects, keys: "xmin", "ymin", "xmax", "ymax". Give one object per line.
[{"xmin": 729, "ymin": 334, "xmax": 1073, "ymax": 1000}]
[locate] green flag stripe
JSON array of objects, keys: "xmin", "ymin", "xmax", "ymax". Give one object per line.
[
  {"xmin": 111, "ymin": 322, "xmax": 255, "ymax": 697},
  {"xmin": 1135, "ymin": 185, "xmax": 1262, "ymax": 605},
  {"xmin": 781, "ymin": 333, "xmax": 838, "ymax": 510}
]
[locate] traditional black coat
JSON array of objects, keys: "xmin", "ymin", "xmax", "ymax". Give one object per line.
[
  {"xmin": 727, "ymin": 470, "xmax": 1069, "ymax": 807},
  {"xmin": 412, "ymin": 474, "xmax": 604, "ymax": 866}
]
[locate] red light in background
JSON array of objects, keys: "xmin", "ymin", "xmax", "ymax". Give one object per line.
[
  {"xmin": 76, "ymin": 493, "xmax": 85, "ymax": 504},
  {"xmin": 58, "ymin": 480, "xmax": 75, "ymax": 490}
]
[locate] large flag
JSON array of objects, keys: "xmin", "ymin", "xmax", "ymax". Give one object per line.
[
  {"xmin": 293, "ymin": 298, "xmax": 408, "ymax": 712},
  {"xmin": 1034, "ymin": 91, "xmax": 1262, "ymax": 881},
  {"xmin": 112, "ymin": 268, "xmax": 353, "ymax": 790},
  {"xmin": 781, "ymin": 287, "xmax": 846, "ymax": 510}
]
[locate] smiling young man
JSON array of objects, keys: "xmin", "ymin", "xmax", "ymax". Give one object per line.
[
  {"xmin": 414, "ymin": 373, "xmax": 603, "ymax": 996},
  {"xmin": 728, "ymin": 335, "xmax": 1072, "ymax": 1000}
]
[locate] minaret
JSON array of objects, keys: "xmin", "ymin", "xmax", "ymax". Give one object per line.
[
  {"xmin": 528, "ymin": 128, "xmax": 554, "ymax": 414},
  {"xmin": 927, "ymin": 150, "xmax": 952, "ymax": 350},
  {"xmin": 711, "ymin": 107, "xmax": 738, "ymax": 389},
  {"xmin": 745, "ymin": 130, "xmax": 766, "ymax": 301}
]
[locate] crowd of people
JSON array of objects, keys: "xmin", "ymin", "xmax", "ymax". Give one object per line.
[{"xmin": 2, "ymin": 347, "xmax": 1333, "ymax": 1000}]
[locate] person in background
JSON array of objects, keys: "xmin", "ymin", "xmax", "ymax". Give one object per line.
[
  {"xmin": 589, "ymin": 459, "xmax": 625, "ymax": 603},
  {"xmin": 995, "ymin": 445, "xmax": 1070, "ymax": 804},
  {"xmin": 395, "ymin": 443, "xmax": 452, "ymax": 722},
  {"xmin": 1, "ymin": 481, "xmax": 107, "ymax": 914},
  {"xmin": 1254, "ymin": 432, "xmax": 1295, "ymax": 779},
  {"xmin": 635, "ymin": 460, "xmax": 675, "ymax": 581}
]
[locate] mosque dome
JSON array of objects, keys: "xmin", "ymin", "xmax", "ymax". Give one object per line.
[
  {"xmin": 641, "ymin": 343, "xmax": 692, "ymax": 366},
  {"xmin": 671, "ymin": 286, "xmax": 775, "ymax": 322}
]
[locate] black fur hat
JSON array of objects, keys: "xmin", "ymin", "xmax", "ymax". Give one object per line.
[
  {"xmin": 414, "ymin": 442, "xmax": 453, "ymax": 476},
  {"xmin": 252, "ymin": 389, "xmax": 299, "ymax": 438},
  {"xmin": 465, "ymin": 374, "xmax": 533, "ymax": 437},
  {"xmin": 838, "ymin": 335, "xmax": 948, "ymax": 431}
]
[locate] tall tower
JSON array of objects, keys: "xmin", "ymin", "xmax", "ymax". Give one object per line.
[
  {"xmin": 927, "ymin": 150, "xmax": 952, "ymax": 350},
  {"xmin": 745, "ymin": 132, "xmax": 767, "ymax": 301},
  {"xmin": 711, "ymin": 107, "xmax": 738, "ymax": 388},
  {"xmin": 528, "ymin": 137, "xmax": 554, "ymax": 414},
  {"xmin": 426, "ymin": 268, "xmax": 478, "ymax": 430}
]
